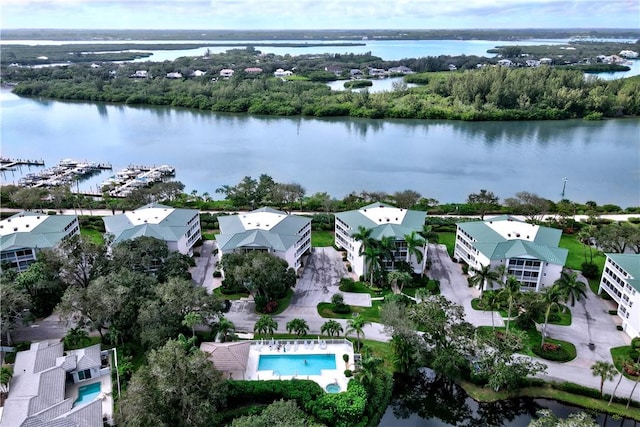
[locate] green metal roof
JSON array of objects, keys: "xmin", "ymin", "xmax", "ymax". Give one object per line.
[
  {"xmin": 0, "ymin": 212, "xmax": 77, "ymax": 252},
  {"xmin": 335, "ymin": 202, "xmax": 426, "ymax": 238},
  {"xmin": 216, "ymin": 207, "xmax": 310, "ymax": 252},
  {"xmin": 607, "ymin": 253, "xmax": 640, "ymax": 285},
  {"xmin": 458, "ymin": 217, "xmax": 567, "ymax": 265},
  {"xmin": 475, "ymin": 240, "xmax": 568, "ymax": 265},
  {"xmin": 103, "ymin": 203, "xmax": 197, "ymax": 245}
]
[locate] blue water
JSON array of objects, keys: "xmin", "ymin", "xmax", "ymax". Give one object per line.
[
  {"xmin": 74, "ymin": 382, "xmax": 101, "ymax": 405},
  {"xmin": 258, "ymin": 354, "xmax": 336, "ymax": 375}
]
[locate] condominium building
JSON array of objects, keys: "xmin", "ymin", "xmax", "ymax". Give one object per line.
[
  {"xmin": 103, "ymin": 203, "xmax": 201, "ymax": 255},
  {"xmin": 454, "ymin": 215, "xmax": 568, "ymax": 291},
  {"xmin": 598, "ymin": 253, "xmax": 640, "ymax": 338},
  {"xmin": 334, "ymin": 202, "xmax": 427, "ymax": 277},
  {"xmin": 0, "ymin": 212, "xmax": 80, "ymax": 272},
  {"xmin": 215, "ymin": 207, "xmax": 311, "ymax": 269}
]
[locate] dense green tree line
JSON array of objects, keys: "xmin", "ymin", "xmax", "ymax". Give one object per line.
[{"xmin": 10, "ymin": 63, "xmax": 640, "ymax": 119}]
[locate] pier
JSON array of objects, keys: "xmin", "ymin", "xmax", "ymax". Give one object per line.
[
  {"xmin": 101, "ymin": 165, "xmax": 175, "ymax": 197},
  {"xmin": 0, "ymin": 158, "xmax": 45, "ymax": 171},
  {"xmin": 17, "ymin": 159, "xmax": 112, "ymax": 188}
]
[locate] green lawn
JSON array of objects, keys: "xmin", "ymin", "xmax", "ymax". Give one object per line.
[
  {"xmin": 80, "ymin": 228, "xmax": 104, "ymax": 245},
  {"xmin": 213, "ymin": 288, "xmax": 250, "ymax": 300},
  {"xmin": 311, "ymin": 230, "xmax": 335, "ymax": 247},
  {"xmin": 611, "ymin": 345, "xmax": 640, "ymax": 380},
  {"xmin": 339, "ymin": 281, "xmax": 381, "ymax": 295},
  {"xmin": 477, "ymin": 325, "xmax": 576, "ymax": 362},
  {"xmin": 317, "ymin": 301, "xmax": 383, "ymax": 323},
  {"xmin": 437, "ymin": 232, "xmax": 456, "ymax": 257},
  {"xmin": 270, "ymin": 288, "xmax": 295, "ymax": 315},
  {"xmin": 202, "ymin": 232, "xmax": 218, "ymax": 241},
  {"xmin": 558, "ymin": 234, "xmax": 605, "ymax": 271}
]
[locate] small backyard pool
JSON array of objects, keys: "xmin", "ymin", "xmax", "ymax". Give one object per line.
[{"xmin": 74, "ymin": 382, "xmax": 101, "ymax": 406}]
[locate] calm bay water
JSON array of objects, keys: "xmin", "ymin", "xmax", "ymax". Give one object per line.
[{"xmin": 1, "ymin": 89, "xmax": 638, "ymax": 207}]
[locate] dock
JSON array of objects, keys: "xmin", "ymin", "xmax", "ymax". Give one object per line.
[
  {"xmin": 17, "ymin": 159, "xmax": 112, "ymax": 188},
  {"xmin": 101, "ymin": 165, "xmax": 175, "ymax": 197},
  {"xmin": 0, "ymin": 158, "xmax": 45, "ymax": 171}
]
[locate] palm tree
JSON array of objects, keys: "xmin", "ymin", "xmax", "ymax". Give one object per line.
[
  {"xmin": 387, "ymin": 270, "xmax": 412, "ymax": 294},
  {"xmin": 353, "ymin": 226, "xmax": 375, "ymax": 282},
  {"xmin": 609, "ymin": 368, "xmax": 624, "ymax": 406},
  {"xmin": 577, "ymin": 227, "xmax": 595, "ymax": 263},
  {"xmin": 182, "ymin": 312, "xmax": 203, "ymax": 338},
  {"xmin": 391, "ymin": 333, "xmax": 415, "ymax": 374},
  {"xmin": 346, "ymin": 316, "xmax": 371, "ymax": 352},
  {"xmin": 63, "ymin": 326, "xmax": 90, "ymax": 349},
  {"xmin": 403, "ymin": 231, "xmax": 424, "ymax": 267},
  {"xmin": 591, "ymin": 361, "xmax": 618, "ymax": 398},
  {"xmin": 499, "ymin": 276, "xmax": 521, "ymax": 332},
  {"xmin": 254, "ymin": 315, "xmax": 278, "ymax": 337},
  {"xmin": 356, "ymin": 355, "xmax": 383, "ymax": 389},
  {"xmin": 378, "ymin": 236, "xmax": 397, "ymax": 271},
  {"xmin": 482, "ymin": 291, "xmax": 501, "ymax": 330},
  {"xmin": 216, "ymin": 316, "xmax": 236, "ymax": 343},
  {"xmin": 540, "ymin": 285, "xmax": 564, "ymax": 348},
  {"xmin": 554, "ymin": 270, "xmax": 587, "ymax": 307},
  {"xmin": 468, "ymin": 264, "xmax": 500, "ymax": 297},
  {"xmin": 363, "ymin": 245, "xmax": 381, "ymax": 287},
  {"xmin": 0, "ymin": 366, "xmax": 12, "ymax": 401},
  {"xmin": 627, "ymin": 361, "xmax": 640, "ymax": 409},
  {"xmin": 286, "ymin": 318, "xmax": 309, "ymax": 336},
  {"xmin": 321, "ymin": 320, "xmax": 344, "ymax": 337}
]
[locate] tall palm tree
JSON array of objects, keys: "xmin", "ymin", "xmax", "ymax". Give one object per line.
[
  {"xmin": 378, "ymin": 236, "xmax": 397, "ymax": 271},
  {"xmin": 627, "ymin": 361, "xmax": 640, "ymax": 409},
  {"xmin": 609, "ymin": 368, "xmax": 624, "ymax": 406},
  {"xmin": 468, "ymin": 264, "xmax": 501, "ymax": 297},
  {"xmin": 182, "ymin": 312, "xmax": 203, "ymax": 338},
  {"xmin": 387, "ymin": 270, "xmax": 412, "ymax": 293},
  {"xmin": 347, "ymin": 316, "xmax": 371, "ymax": 352},
  {"xmin": 353, "ymin": 226, "xmax": 375, "ymax": 280},
  {"xmin": 482, "ymin": 291, "xmax": 501, "ymax": 330},
  {"xmin": 216, "ymin": 316, "xmax": 236, "ymax": 343},
  {"xmin": 403, "ymin": 231, "xmax": 425, "ymax": 267},
  {"xmin": 391, "ymin": 333, "xmax": 415, "ymax": 374},
  {"xmin": 286, "ymin": 318, "xmax": 309, "ymax": 336},
  {"xmin": 591, "ymin": 361, "xmax": 618, "ymax": 398},
  {"xmin": 540, "ymin": 285, "xmax": 564, "ymax": 348},
  {"xmin": 363, "ymin": 245, "xmax": 381, "ymax": 287},
  {"xmin": 499, "ymin": 276, "xmax": 521, "ymax": 332},
  {"xmin": 321, "ymin": 320, "xmax": 344, "ymax": 337},
  {"xmin": 253, "ymin": 315, "xmax": 278, "ymax": 337},
  {"xmin": 554, "ymin": 270, "xmax": 587, "ymax": 307}
]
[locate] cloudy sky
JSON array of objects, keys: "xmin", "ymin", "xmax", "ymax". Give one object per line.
[{"xmin": 2, "ymin": 0, "xmax": 638, "ymax": 30}]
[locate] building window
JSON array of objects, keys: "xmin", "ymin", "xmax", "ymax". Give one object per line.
[{"xmin": 77, "ymin": 369, "xmax": 92, "ymax": 381}]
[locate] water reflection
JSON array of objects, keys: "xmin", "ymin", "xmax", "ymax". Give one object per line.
[{"xmin": 379, "ymin": 372, "xmax": 636, "ymax": 426}]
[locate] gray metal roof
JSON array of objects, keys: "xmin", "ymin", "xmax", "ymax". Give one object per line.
[{"xmin": 1, "ymin": 342, "xmax": 105, "ymax": 427}]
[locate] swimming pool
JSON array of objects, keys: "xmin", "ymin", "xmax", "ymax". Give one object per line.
[
  {"xmin": 74, "ymin": 382, "xmax": 101, "ymax": 406},
  {"xmin": 258, "ymin": 354, "xmax": 336, "ymax": 376}
]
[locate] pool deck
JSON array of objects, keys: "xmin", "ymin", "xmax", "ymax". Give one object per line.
[
  {"xmin": 64, "ymin": 372, "xmax": 113, "ymax": 423},
  {"xmin": 245, "ymin": 339, "xmax": 354, "ymax": 393}
]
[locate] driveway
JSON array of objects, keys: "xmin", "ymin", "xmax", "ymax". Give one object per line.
[{"xmin": 429, "ymin": 243, "xmax": 504, "ymax": 327}]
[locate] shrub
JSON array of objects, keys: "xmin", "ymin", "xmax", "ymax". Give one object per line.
[
  {"xmin": 532, "ymin": 343, "xmax": 572, "ymax": 362},
  {"xmin": 213, "ymin": 270, "xmax": 222, "ymax": 278},
  {"xmin": 617, "ymin": 325, "xmax": 624, "ymax": 331},
  {"xmin": 333, "ymin": 304, "xmax": 351, "ymax": 314},
  {"xmin": 261, "ymin": 300, "xmax": 279, "ymax": 314},
  {"xmin": 581, "ymin": 261, "xmax": 600, "ymax": 279},
  {"xmin": 340, "ymin": 278, "xmax": 355, "ymax": 292},
  {"xmin": 608, "ymin": 309, "xmax": 618, "ymax": 315},
  {"xmin": 344, "ymin": 369, "xmax": 353, "ymax": 377},
  {"xmin": 347, "ymin": 264, "xmax": 352, "ymax": 273},
  {"xmin": 624, "ymin": 362, "xmax": 640, "ymax": 376},
  {"xmin": 343, "ymin": 354, "xmax": 349, "ymax": 363}
]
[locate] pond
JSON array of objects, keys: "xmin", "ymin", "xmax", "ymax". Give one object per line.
[{"xmin": 378, "ymin": 372, "xmax": 638, "ymax": 426}]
